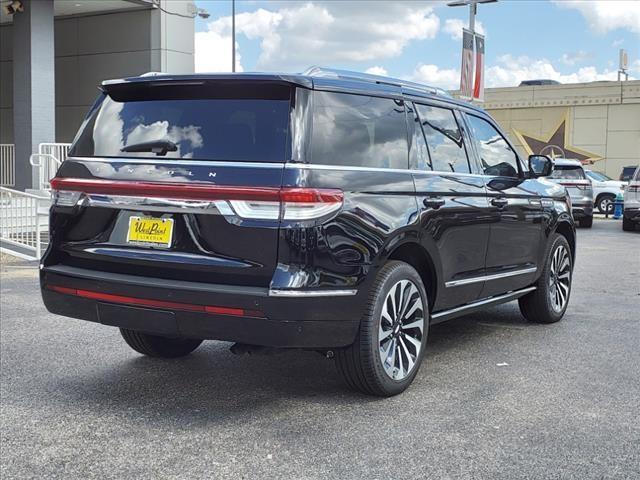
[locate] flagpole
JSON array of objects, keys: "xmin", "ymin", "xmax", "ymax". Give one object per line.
[{"xmin": 231, "ymin": 0, "xmax": 236, "ymax": 73}]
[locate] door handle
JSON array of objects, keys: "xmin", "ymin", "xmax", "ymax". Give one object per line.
[
  {"xmin": 423, "ymin": 197, "xmax": 445, "ymax": 209},
  {"xmin": 491, "ymin": 197, "xmax": 509, "ymax": 208}
]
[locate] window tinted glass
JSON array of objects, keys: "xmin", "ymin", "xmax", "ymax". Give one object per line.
[
  {"xmin": 466, "ymin": 114, "xmax": 519, "ymax": 177},
  {"xmin": 70, "ymin": 86, "xmax": 291, "ymax": 162},
  {"xmin": 407, "ymin": 103, "xmax": 431, "ymax": 171},
  {"xmin": 310, "ymin": 92, "xmax": 408, "ymax": 169},
  {"xmin": 550, "ymin": 166, "xmax": 586, "ymax": 179},
  {"xmin": 414, "ymin": 104, "xmax": 470, "ymax": 173}
]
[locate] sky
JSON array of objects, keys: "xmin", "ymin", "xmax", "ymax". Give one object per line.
[{"xmin": 193, "ymin": 0, "xmax": 640, "ymax": 89}]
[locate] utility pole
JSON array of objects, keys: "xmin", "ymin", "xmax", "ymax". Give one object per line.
[{"xmin": 231, "ymin": 0, "xmax": 236, "ymax": 72}]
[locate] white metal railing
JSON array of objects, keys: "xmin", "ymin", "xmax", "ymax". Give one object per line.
[
  {"xmin": 0, "ymin": 186, "xmax": 50, "ymax": 260},
  {"xmin": 0, "ymin": 144, "xmax": 15, "ymax": 187},
  {"xmin": 30, "ymin": 143, "xmax": 71, "ymax": 191},
  {"xmin": 30, "ymin": 153, "xmax": 62, "ymax": 191}
]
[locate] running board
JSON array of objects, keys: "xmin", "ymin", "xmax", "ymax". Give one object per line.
[{"xmin": 431, "ymin": 286, "xmax": 536, "ymax": 324}]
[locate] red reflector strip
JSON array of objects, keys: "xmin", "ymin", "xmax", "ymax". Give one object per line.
[
  {"xmin": 50, "ymin": 177, "xmax": 342, "ymax": 204},
  {"xmin": 46, "ymin": 285, "xmax": 264, "ymax": 318}
]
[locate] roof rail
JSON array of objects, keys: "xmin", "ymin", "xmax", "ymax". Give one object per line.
[{"xmin": 303, "ymin": 66, "xmax": 452, "ymax": 98}]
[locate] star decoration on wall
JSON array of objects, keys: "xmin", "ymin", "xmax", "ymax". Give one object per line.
[{"xmin": 512, "ymin": 111, "xmax": 602, "ymax": 164}]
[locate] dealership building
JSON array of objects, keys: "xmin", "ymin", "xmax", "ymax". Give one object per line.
[{"xmin": 475, "ymin": 80, "xmax": 640, "ymax": 178}]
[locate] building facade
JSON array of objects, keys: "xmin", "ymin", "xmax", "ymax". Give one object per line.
[{"xmin": 482, "ymin": 80, "xmax": 640, "ymax": 178}]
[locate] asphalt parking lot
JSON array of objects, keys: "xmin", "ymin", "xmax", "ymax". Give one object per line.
[{"xmin": 1, "ymin": 219, "xmax": 638, "ymax": 479}]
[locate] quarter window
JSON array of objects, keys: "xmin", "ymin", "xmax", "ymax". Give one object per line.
[
  {"xmin": 466, "ymin": 114, "xmax": 520, "ymax": 177},
  {"xmin": 310, "ymin": 92, "xmax": 408, "ymax": 169},
  {"xmin": 414, "ymin": 104, "xmax": 470, "ymax": 173}
]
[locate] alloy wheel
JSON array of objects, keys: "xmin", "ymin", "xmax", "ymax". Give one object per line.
[
  {"xmin": 549, "ymin": 244, "xmax": 571, "ymax": 312},
  {"xmin": 378, "ymin": 280, "xmax": 425, "ymax": 381}
]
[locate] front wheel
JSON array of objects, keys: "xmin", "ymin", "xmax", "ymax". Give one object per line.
[
  {"xmin": 579, "ymin": 216, "xmax": 593, "ymax": 228},
  {"xmin": 622, "ymin": 216, "xmax": 635, "ymax": 231},
  {"xmin": 519, "ymin": 234, "xmax": 573, "ymax": 324},
  {"xmin": 336, "ymin": 261, "xmax": 428, "ymax": 397},
  {"xmin": 597, "ymin": 194, "xmax": 615, "ymax": 214},
  {"xmin": 120, "ymin": 329, "xmax": 203, "ymax": 358}
]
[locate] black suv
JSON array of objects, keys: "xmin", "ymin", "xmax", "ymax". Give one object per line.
[{"xmin": 41, "ymin": 68, "xmax": 575, "ymax": 396}]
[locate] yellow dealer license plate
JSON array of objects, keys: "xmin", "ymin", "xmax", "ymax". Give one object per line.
[{"xmin": 126, "ymin": 216, "xmax": 174, "ymax": 247}]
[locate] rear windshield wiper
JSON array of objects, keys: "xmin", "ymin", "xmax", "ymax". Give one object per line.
[{"xmin": 121, "ymin": 139, "xmax": 178, "ymax": 156}]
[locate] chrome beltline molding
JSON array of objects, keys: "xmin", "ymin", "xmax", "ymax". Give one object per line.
[
  {"xmin": 445, "ymin": 267, "xmax": 537, "ymax": 288},
  {"xmin": 268, "ymin": 288, "xmax": 358, "ymax": 297}
]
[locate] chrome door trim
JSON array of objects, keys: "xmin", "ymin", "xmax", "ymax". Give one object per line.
[
  {"xmin": 445, "ymin": 267, "xmax": 537, "ymax": 288},
  {"xmin": 268, "ymin": 289, "xmax": 358, "ymax": 297},
  {"xmin": 431, "ymin": 286, "xmax": 536, "ymax": 323}
]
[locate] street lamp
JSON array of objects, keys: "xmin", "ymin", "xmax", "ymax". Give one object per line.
[{"xmin": 447, "ymin": 0, "xmax": 497, "ymax": 34}]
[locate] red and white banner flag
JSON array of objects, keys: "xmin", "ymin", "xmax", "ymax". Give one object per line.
[
  {"xmin": 459, "ymin": 28, "xmax": 475, "ymax": 99},
  {"xmin": 473, "ymin": 33, "xmax": 485, "ymax": 102}
]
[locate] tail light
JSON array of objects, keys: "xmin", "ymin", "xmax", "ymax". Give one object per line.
[
  {"xmin": 627, "ymin": 183, "xmax": 640, "ymax": 193},
  {"xmin": 50, "ymin": 178, "xmax": 343, "ymax": 221}
]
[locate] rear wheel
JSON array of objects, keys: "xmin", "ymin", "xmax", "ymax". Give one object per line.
[
  {"xmin": 579, "ymin": 216, "xmax": 593, "ymax": 228},
  {"xmin": 519, "ymin": 234, "xmax": 572, "ymax": 324},
  {"xmin": 622, "ymin": 216, "xmax": 635, "ymax": 231},
  {"xmin": 336, "ymin": 261, "xmax": 428, "ymax": 397},
  {"xmin": 120, "ymin": 329, "xmax": 203, "ymax": 358},
  {"xmin": 596, "ymin": 194, "xmax": 615, "ymax": 214}
]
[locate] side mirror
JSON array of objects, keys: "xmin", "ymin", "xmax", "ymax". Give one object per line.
[{"xmin": 528, "ymin": 155, "xmax": 553, "ymax": 177}]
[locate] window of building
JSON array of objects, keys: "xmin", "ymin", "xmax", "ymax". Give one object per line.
[
  {"xmin": 466, "ymin": 114, "xmax": 520, "ymax": 177},
  {"xmin": 414, "ymin": 104, "xmax": 470, "ymax": 174},
  {"xmin": 310, "ymin": 91, "xmax": 408, "ymax": 169}
]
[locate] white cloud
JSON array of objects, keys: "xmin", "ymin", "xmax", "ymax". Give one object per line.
[
  {"xmin": 365, "ymin": 66, "xmax": 388, "ymax": 76},
  {"xmin": 195, "ymin": 28, "xmax": 243, "ymax": 72},
  {"xmin": 553, "ymin": 0, "xmax": 640, "ymax": 33},
  {"xmin": 560, "ymin": 50, "xmax": 592, "ymax": 66},
  {"xmin": 197, "ymin": 2, "xmax": 440, "ymax": 72},
  {"xmin": 485, "ymin": 55, "xmax": 623, "ymax": 87},
  {"xmin": 443, "ymin": 18, "xmax": 485, "ymax": 40},
  {"xmin": 410, "ymin": 64, "xmax": 460, "ymax": 90}
]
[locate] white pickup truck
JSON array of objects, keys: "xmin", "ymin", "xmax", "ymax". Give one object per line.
[{"xmin": 584, "ymin": 169, "xmax": 626, "ymax": 214}]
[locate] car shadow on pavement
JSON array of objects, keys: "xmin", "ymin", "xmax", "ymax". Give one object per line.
[{"xmin": 50, "ymin": 303, "xmax": 535, "ymax": 423}]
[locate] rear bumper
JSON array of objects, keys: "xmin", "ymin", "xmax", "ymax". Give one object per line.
[
  {"xmin": 40, "ymin": 265, "xmax": 363, "ymax": 348},
  {"xmin": 571, "ymin": 202, "xmax": 593, "ymax": 219},
  {"xmin": 624, "ymin": 207, "xmax": 640, "ymax": 223}
]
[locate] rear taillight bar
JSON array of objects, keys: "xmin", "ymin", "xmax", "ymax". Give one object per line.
[
  {"xmin": 50, "ymin": 177, "xmax": 343, "ymax": 221},
  {"xmin": 46, "ymin": 285, "xmax": 265, "ymax": 318}
]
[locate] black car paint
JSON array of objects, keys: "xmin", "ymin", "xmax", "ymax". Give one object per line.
[{"xmin": 40, "ymin": 73, "xmax": 574, "ymax": 348}]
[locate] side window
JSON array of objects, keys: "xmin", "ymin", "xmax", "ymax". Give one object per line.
[
  {"xmin": 466, "ymin": 114, "xmax": 520, "ymax": 177},
  {"xmin": 310, "ymin": 91, "xmax": 408, "ymax": 169},
  {"xmin": 414, "ymin": 104, "xmax": 470, "ymax": 174},
  {"xmin": 406, "ymin": 103, "xmax": 431, "ymax": 171}
]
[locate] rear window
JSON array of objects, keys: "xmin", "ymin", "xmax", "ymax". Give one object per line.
[
  {"xmin": 550, "ymin": 166, "xmax": 586, "ymax": 180},
  {"xmin": 69, "ymin": 82, "xmax": 292, "ymax": 162},
  {"xmin": 309, "ymin": 91, "xmax": 408, "ymax": 169}
]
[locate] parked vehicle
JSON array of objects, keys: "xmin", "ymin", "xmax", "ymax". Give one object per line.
[
  {"xmin": 623, "ymin": 166, "xmax": 640, "ymax": 231},
  {"xmin": 584, "ymin": 169, "xmax": 626, "ymax": 214},
  {"xmin": 548, "ymin": 159, "xmax": 594, "ymax": 228},
  {"xmin": 40, "ymin": 68, "xmax": 576, "ymax": 396},
  {"xmin": 620, "ymin": 166, "xmax": 638, "ymax": 182}
]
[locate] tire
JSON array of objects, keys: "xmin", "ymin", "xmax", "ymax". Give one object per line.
[
  {"xmin": 335, "ymin": 261, "xmax": 429, "ymax": 397},
  {"xmin": 622, "ymin": 216, "xmax": 635, "ymax": 231},
  {"xmin": 120, "ymin": 328, "xmax": 203, "ymax": 358},
  {"xmin": 519, "ymin": 233, "xmax": 572, "ymax": 324},
  {"xmin": 579, "ymin": 216, "xmax": 593, "ymax": 228},
  {"xmin": 596, "ymin": 194, "xmax": 615, "ymax": 214}
]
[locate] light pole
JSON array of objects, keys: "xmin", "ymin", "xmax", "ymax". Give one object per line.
[
  {"xmin": 447, "ymin": 0, "xmax": 496, "ymax": 35},
  {"xmin": 231, "ymin": 0, "xmax": 236, "ymax": 72}
]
